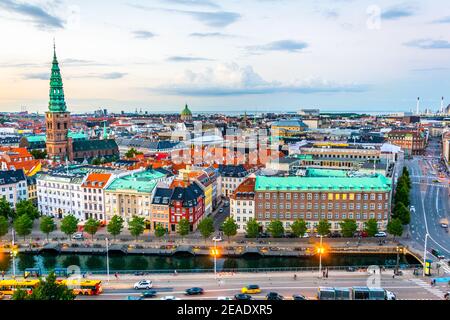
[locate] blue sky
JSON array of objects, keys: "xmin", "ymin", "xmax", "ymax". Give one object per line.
[{"xmin": 0, "ymin": 0, "xmax": 449, "ymax": 113}]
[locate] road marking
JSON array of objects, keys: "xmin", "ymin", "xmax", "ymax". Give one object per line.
[
  {"xmin": 419, "ymin": 182, "xmax": 450, "ymax": 256},
  {"xmin": 409, "ymin": 278, "xmax": 446, "ymax": 299}
]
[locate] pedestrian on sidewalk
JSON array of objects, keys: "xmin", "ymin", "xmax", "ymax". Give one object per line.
[
  {"xmin": 1, "ymin": 270, "xmax": 4, "ymax": 280},
  {"xmin": 114, "ymin": 272, "xmax": 119, "ymax": 280}
]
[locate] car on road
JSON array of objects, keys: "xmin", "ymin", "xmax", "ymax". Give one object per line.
[
  {"xmin": 374, "ymin": 232, "xmax": 387, "ymax": 238},
  {"xmin": 266, "ymin": 292, "xmax": 284, "ymax": 300},
  {"xmin": 127, "ymin": 295, "xmax": 143, "ymax": 300},
  {"xmin": 258, "ymin": 232, "xmax": 270, "ymax": 238},
  {"xmin": 212, "ymin": 236, "xmax": 223, "ymax": 242},
  {"xmin": 330, "ymin": 232, "xmax": 342, "ymax": 238},
  {"xmin": 353, "ymin": 231, "xmax": 368, "ymax": 238},
  {"xmin": 283, "ymin": 232, "xmax": 296, "ymax": 238},
  {"xmin": 160, "ymin": 296, "xmax": 180, "ymax": 300},
  {"xmin": 292, "ymin": 294, "xmax": 308, "ymax": 300},
  {"xmin": 217, "ymin": 296, "xmax": 233, "ymax": 300},
  {"xmin": 234, "ymin": 293, "xmax": 252, "ymax": 300},
  {"xmin": 241, "ymin": 285, "xmax": 261, "ymax": 294},
  {"xmin": 431, "ymin": 249, "xmax": 445, "ymax": 259},
  {"xmin": 134, "ymin": 280, "xmax": 153, "ymax": 290},
  {"xmin": 302, "ymin": 233, "xmax": 310, "ymax": 238},
  {"xmin": 141, "ymin": 290, "xmax": 157, "ymax": 299},
  {"xmin": 72, "ymin": 232, "xmax": 84, "ymax": 240},
  {"xmin": 410, "ymin": 205, "xmax": 415, "ymax": 212},
  {"xmin": 219, "ymin": 208, "xmax": 224, "ymax": 213},
  {"xmin": 185, "ymin": 287, "xmax": 204, "ymax": 295}
]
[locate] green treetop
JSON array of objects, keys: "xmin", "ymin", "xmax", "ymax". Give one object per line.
[
  {"xmin": 197, "ymin": 217, "xmax": 215, "ymax": 242},
  {"xmin": 128, "ymin": 216, "xmax": 145, "ymax": 241},
  {"xmin": 267, "ymin": 220, "xmax": 284, "ymax": 238},
  {"xmin": 245, "ymin": 219, "xmax": 260, "ymax": 238},
  {"xmin": 40, "ymin": 216, "xmax": 56, "ymax": 241},
  {"xmin": 60, "ymin": 214, "xmax": 78, "ymax": 239},
  {"xmin": 107, "ymin": 215, "xmax": 124, "ymax": 241},
  {"xmin": 221, "ymin": 217, "xmax": 238, "ymax": 242}
]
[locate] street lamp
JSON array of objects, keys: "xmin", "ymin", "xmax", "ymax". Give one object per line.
[
  {"xmin": 317, "ymin": 235, "xmax": 325, "ymax": 278},
  {"xmin": 11, "ymin": 229, "xmax": 17, "ymax": 278},
  {"xmin": 106, "ymin": 237, "xmax": 110, "ymax": 282},
  {"xmin": 395, "ymin": 246, "xmax": 401, "ymax": 274},
  {"xmin": 423, "ymin": 233, "xmax": 429, "ymax": 277},
  {"xmin": 211, "ymin": 240, "xmax": 220, "ymax": 278}
]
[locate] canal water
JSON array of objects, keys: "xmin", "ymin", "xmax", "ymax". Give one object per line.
[{"xmin": 0, "ymin": 252, "xmax": 420, "ymax": 274}]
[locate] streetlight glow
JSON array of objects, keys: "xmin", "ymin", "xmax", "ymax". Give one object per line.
[{"xmin": 211, "ymin": 239, "xmax": 220, "ymax": 279}]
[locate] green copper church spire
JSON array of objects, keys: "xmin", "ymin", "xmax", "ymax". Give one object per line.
[
  {"xmin": 48, "ymin": 40, "xmax": 67, "ymax": 112},
  {"xmin": 103, "ymin": 121, "xmax": 108, "ymax": 139}
]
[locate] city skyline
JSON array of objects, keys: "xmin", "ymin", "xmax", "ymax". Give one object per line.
[{"xmin": 0, "ymin": 0, "xmax": 450, "ymax": 113}]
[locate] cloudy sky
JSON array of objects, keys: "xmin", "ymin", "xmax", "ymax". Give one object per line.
[{"xmin": 0, "ymin": 0, "xmax": 450, "ymax": 113}]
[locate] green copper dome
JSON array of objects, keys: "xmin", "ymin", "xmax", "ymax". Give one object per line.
[
  {"xmin": 181, "ymin": 104, "xmax": 192, "ymax": 116},
  {"xmin": 48, "ymin": 43, "xmax": 67, "ymax": 112}
]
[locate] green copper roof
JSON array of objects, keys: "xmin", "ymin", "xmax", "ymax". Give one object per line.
[
  {"xmin": 106, "ymin": 170, "xmax": 166, "ymax": 193},
  {"xmin": 25, "ymin": 131, "xmax": 87, "ymax": 143},
  {"xmin": 255, "ymin": 174, "xmax": 391, "ymax": 192},
  {"xmin": 306, "ymin": 168, "xmax": 349, "ymax": 177},
  {"xmin": 181, "ymin": 104, "xmax": 192, "ymax": 116},
  {"xmin": 48, "ymin": 43, "xmax": 67, "ymax": 112},
  {"xmin": 69, "ymin": 131, "xmax": 87, "ymax": 140},
  {"xmin": 292, "ymin": 154, "xmax": 314, "ymax": 160},
  {"xmin": 26, "ymin": 135, "xmax": 47, "ymax": 143}
]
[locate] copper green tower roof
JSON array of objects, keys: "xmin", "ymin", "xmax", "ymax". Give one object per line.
[
  {"xmin": 48, "ymin": 41, "xmax": 67, "ymax": 112},
  {"xmin": 181, "ymin": 104, "xmax": 192, "ymax": 116}
]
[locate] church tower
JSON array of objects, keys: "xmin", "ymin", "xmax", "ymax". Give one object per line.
[{"xmin": 46, "ymin": 42, "xmax": 71, "ymax": 162}]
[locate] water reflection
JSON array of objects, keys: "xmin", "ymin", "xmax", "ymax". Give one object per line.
[
  {"xmin": 62, "ymin": 255, "xmax": 80, "ymax": 268},
  {"xmin": 0, "ymin": 253, "xmax": 418, "ymax": 273},
  {"xmin": 85, "ymin": 255, "xmax": 104, "ymax": 270}
]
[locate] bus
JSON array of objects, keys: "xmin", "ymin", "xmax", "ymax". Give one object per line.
[
  {"xmin": 0, "ymin": 280, "xmax": 40, "ymax": 295},
  {"xmin": 318, "ymin": 287, "xmax": 396, "ymax": 300},
  {"xmin": 56, "ymin": 279, "xmax": 103, "ymax": 296}
]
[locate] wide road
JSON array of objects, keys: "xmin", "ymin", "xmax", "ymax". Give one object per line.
[
  {"xmin": 76, "ymin": 271, "xmax": 449, "ymax": 301},
  {"xmin": 406, "ymin": 137, "xmax": 450, "ymax": 268}
]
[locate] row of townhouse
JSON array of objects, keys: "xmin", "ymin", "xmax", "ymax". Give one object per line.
[
  {"xmin": 37, "ymin": 165, "xmax": 174, "ymax": 224},
  {"xmin": 36, "ymin": 164, "xmax": 222, "ymax": 232},
  {"xmin": 37, "ymin": 165, "xmax": 120, "ymax": 220},
  {"xmin": 217, "ymin": 164, "xmax": 253, "ymax": 198},
  {"xmin": 230, "ymin": 171, "xmax": 392, "ymax": 234},
  {"xmin": 0, "ymin": 169, "xmax": 28, "ymax": 208},
  {"xmin": 104, "ymin": 168, "xmax": 175, "ymax": 226},
  {"xmin": 149, "ymin": 165, "xmax": 219, "ymax": 233}
]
